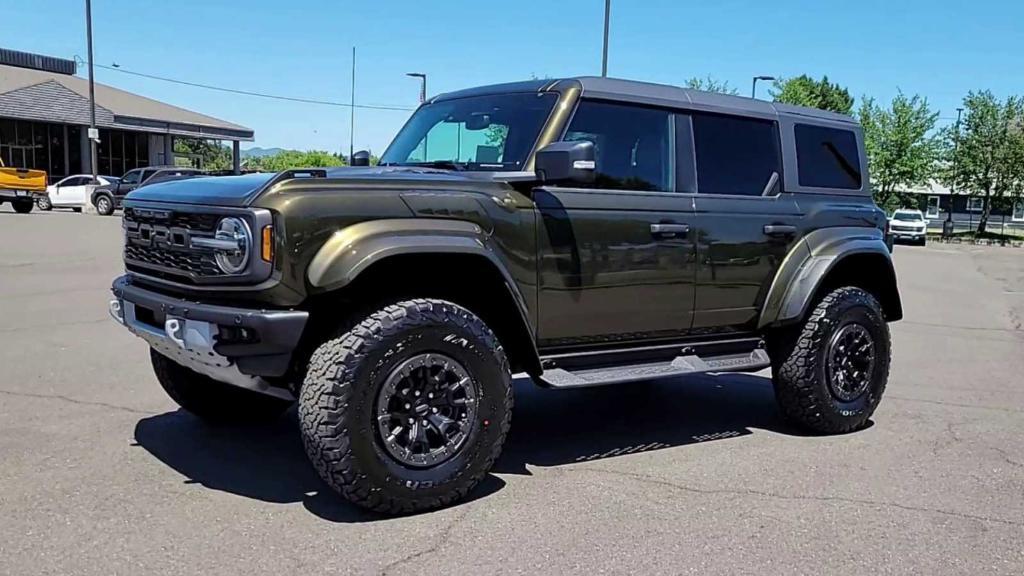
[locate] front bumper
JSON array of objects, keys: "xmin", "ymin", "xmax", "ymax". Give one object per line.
[
  {"xmin": 892, "ymin": 230, "xmax": 926, "ymax": 241},
  {"xmin": 110, "ymin": 275, "xmax": 308, "ymax": 395}
]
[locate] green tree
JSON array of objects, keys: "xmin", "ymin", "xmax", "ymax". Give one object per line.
[
  {"xmin": 771, "ymin": 75, "xmax": 854, "ymax": 115},
  {"xmin": 174, "ymin": 138, "xmax": 233, "ymax": 170},
  {"xmin": 859, "ymin": 92, "xmax": 942, "ymax": 211},
  {"xmin": 946, "ymin": 91, "xmax": 1024, "ymax": 233},
  {"xmin": 245, "ymin": 149, "xmax": 347, "ymax": 171},
  {"xmin": 685, "ymin": 75, "xmax": 740, "ymax": 96}
]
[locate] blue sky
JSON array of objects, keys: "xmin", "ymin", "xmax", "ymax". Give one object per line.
[{"xmin": 3, "ymin": 0, "xmax": 1021, "ymax": 154}]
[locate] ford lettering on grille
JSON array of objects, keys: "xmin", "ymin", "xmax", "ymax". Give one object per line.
[{"xmin": 123, "ymin": 209, "xmax": 222, "ymax": 281}]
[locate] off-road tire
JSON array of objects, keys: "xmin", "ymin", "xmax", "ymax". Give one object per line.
[
  {"xmin": 298, "ymin": 299, "xmax": 513, "ymax": 515},
  {"xmin": 150, "ymin": 349, "xmax": 293, "ymax": 424},
  {"xmin": 769, "ymin": 287, "xmax": 891, "ymax": 434},
  {"xmin": 12, "ymin": 199, "xmax": 33, "ymax": 214},
  {"xmin": 36, "ymin": 197, "xmax": 52, "ymax": 211},
  {"xmin": 95, "ymin": 194, "xmax": 114, "ymax": 216}
]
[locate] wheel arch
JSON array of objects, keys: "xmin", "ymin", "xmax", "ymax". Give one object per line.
[
  {"xmin": 759, "ymin": 227, "xmax": 903, "ymax": 328},
  {"xmin": 304, "ymin": 219, "xmax": 541, "ymax": 375}
]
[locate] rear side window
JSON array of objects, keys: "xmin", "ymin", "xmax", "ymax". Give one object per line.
[
  {"xmin": 795, "ymin": 124, "xmax": 862, "ymax": 189},
  {"xmin": 692, "ymin": 114, "xmax": 781, "ymax": 196},
  {"xmin": 563, "ymin": 100, "xmax": 672, "ymax": 192}
]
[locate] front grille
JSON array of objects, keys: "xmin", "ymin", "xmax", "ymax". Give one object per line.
[
  {"xmin": 123, "ymin": 207, "xmax": 223, "ymax": 283},
  {"xmin": 891, "ymin": 224, "xmax": 922, "ymax": 232},
  {"xmin": 124, "ymin": 244, "xmax": 221, "ymax": 277}
]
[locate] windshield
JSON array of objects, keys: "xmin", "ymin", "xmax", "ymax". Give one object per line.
[
  {"xmin": 380, "ymin": 93, "xmax": 558, "ymax": 171},
  {"xmin": 893, "ymin": 212, "xmax": 923, "ymax": 221}
]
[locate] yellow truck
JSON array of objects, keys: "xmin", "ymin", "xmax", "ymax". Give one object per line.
[{"xmin": 0, "ymin": 158, "xmax": 47, "ymax": 214}]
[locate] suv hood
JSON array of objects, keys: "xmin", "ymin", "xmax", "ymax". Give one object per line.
[{"xmin": 125, "ymin": 167, "xmax": 514, "ymax": 207}]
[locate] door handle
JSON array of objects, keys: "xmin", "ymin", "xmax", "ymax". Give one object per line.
[
  {"xmin": 650, "ymin": 223, "xmax": 689, "ymax": 238},
  {"xmin": 763, "ymin": 224, "xmax": 797, "ymax": 237}
]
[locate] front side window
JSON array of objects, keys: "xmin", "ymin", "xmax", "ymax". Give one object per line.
[
  {"xmin": 795, "ymin": 124, "xmax": 862, "ymax": 189},
  {"xmin": 120, "ymin": 170, "xmax": 141, "ymax": 185},
  {"xmin": 693, "ymin": 114, "xmax": 781, "ymax": 196},
  {"xmin": 562, "ymin": 100, "xmax": 671, "ymax": 192},
  {"xmin": 380, "ymin": 93, "xmax": 557, "ymax": 171}
]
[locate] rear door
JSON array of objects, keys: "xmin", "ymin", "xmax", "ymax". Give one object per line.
[
  {"xmin": 688, "ymin": 113, "xmax": 804, "ymax": 332},
  {"xmin": 535, "ymin": 100, "xmax": 697, "ymax": 349}
]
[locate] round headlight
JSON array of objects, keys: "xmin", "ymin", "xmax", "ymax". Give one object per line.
[{"xmin": 213, "ymin": 217, "xmax": 251, "ymax": 274}]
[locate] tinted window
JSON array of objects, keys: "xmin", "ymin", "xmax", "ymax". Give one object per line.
[
  {"xmin": 120, "ymin": 170, "xmax": 141, "ymax": 185},
  {"xmin": 692, "ymin": 114, "xmax": 781, "ymax": 196},
  {"xmin": 563, "ymin": 100, "xmax": 672, "ymax": 192},
  {"xmin": 795, "ymin": 124, "xmax": 861, "ymax": 189}
]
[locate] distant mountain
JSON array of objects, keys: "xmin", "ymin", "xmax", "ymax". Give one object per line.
[{"xmin": 240, "ymin": 147, "xmax": 287, "ymax": 159}]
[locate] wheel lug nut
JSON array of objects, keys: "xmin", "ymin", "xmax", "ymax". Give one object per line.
[
  {"xmin": 414, "ymin": 390, "xmax": 421, "ymax": 397},
  {"xmin": 432, "ymin": 407, "xmax": 438, "ymax": 413},
  {"xmin": 405, "ymin": 403, "xmax": 411, "ymax": 409},
  {"xmin": 422, "ymin": 420, "xmax": 428, "ymax": 425},
  {"xmin": 428, "ymin": 393, "xmax": 434, "ymax": 399},
  {"xmin": 408, "ymin": 418, "xmax": 414, "ymax": 424}
]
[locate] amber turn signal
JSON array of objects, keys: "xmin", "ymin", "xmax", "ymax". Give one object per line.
[{"xmin": 261, "ymin": 225, "xmax": 273, "ymax": 262}]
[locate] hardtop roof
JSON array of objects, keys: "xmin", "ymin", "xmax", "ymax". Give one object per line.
[{"xmin": 432, "ymin": 76, "xmax": 858, "ymax": 125}]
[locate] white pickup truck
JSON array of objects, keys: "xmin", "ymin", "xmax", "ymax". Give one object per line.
[{"xmin": 889, "ymin": 209, "xmax": 929, "ymax": 245}]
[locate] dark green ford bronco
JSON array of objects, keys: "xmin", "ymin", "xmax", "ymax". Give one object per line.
[{"xmin": 109, "ymin": 77, "xmax": 902, "ymax": 514}]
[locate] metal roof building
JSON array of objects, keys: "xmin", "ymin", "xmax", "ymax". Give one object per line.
[{"xmin": 0, "ymin": 48, "xmax": 253, "ymax": 181}]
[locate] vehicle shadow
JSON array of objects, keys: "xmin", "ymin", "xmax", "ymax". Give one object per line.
[{"xmin": 132, "ymin": 371, "xmax": 808, "ymax": 523}]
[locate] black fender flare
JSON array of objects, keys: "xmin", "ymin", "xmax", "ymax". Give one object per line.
[{"xmin": 307, "ymin": 218, "xmax": 541, "ymax": 371}]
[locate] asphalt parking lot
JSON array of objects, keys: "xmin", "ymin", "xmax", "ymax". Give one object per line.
[{"xmin": 2, "ymin": 207, "xmax": 1022, "ymax": 575}]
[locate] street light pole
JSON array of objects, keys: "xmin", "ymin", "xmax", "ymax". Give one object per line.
[
  {"xmin": 406, "ymin": 72, "xmax": 427, "ymax": 104},
  {"xmin": 751, "ymin": 75, "xmax": 775, "ymax": 99},
  {"xmin": 349, "ymin": 46, "xmax": 355, "ymax": 164},
  {"xmin": 85, "ymin": 0, "xmax": 98, "ymax": 183},
  {"xmin": 601, "ymin": 0, "xmax": 611, "ymax": 77},
  {"xmin": 944, "ymin": 107, "xmax": 964, "ymax": 239}
]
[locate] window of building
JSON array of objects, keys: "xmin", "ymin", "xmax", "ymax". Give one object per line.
[
  {"xmin": 794, "ymin": 124, "xmax": 861, "ymax": 189},
  {"xmin": 1013, "ymin": 201, "xmax": 1024, "ymax": 222},
  {"xmin": 563, "ymin": 100, "xmax": 672, "ymax": 192},
  {"xmin": 967, "ymin": 197, "xmax": 985, "ymax": 212},
  {"xmin": 691, "ymin": 114, "xmax": 781, "ymax": 196},
  {"xmin": 926, "ymin": 195, "xmax": 940, "ymax": 218}
]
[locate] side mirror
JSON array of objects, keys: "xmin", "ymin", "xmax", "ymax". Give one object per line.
[
  {"xmin": 351, "ymin": 150, "xmax": 371, "ymax": 167},
  {"xmin": 534, "ymin": 141, "xmax": 596, "ymax": 185}
]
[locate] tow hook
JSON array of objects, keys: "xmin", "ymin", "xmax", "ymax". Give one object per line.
[{"xmin": 108, "ymin": 299, "xmax": 124, "ymax": 324}]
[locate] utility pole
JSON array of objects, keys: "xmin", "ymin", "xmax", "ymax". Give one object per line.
[
  {"xmin": 601, "ymin": 0, "xmax": 611, "ymax": 77},
  {"xmin": 85, "ymin": 0, "xmax": 98, "ymax": 183},
  {"xmin": 349, "ymin": 46, "xmax": 356, "ymax": 164},
  {"xmin": 944, "ymin": 107, "xmax": 963, "ymax": 239}
]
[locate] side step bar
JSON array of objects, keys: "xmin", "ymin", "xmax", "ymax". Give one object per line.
[{"xmin": 535, "ymin": 338, "xmax": 770, "ymax": 389}]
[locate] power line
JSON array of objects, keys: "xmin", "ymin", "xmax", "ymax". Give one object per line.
[{"xmin": 75, "ymin": 57, "xmax": 416, "ymax": 112}]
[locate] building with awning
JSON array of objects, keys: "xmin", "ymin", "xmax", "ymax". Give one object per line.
[{"xmin": 0, "ymin": 48, "xmax": 253, "ymax": 182}]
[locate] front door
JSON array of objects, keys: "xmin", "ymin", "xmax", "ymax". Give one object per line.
[
  {"xmin": 535, "ymin": 100, "xmax": 696, "ymax": 349},
  {"xmin": 687, "ymin": 113, "xmax": 804, "ymax": 332}
]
